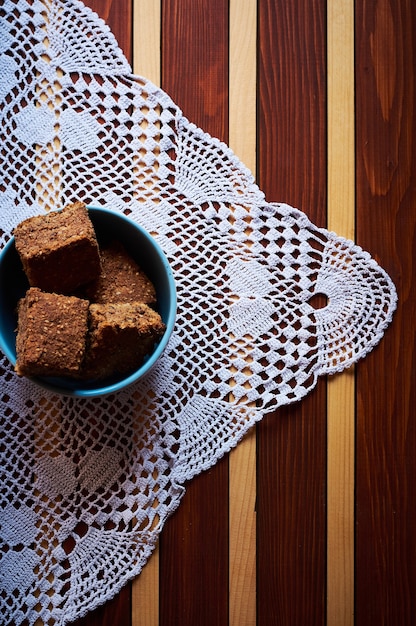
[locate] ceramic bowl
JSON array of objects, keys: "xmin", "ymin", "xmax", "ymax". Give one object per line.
[{"xmin": 0, "ymin": 206, "xmax": 176, "ymax": 397}]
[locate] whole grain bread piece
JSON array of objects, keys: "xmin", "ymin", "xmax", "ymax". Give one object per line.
[
  {"xmin": 13, "ymin": 202, "xmax": 101, "ymax": 293},
  {"xmin": 83, "ymin": 301, "xmax": 166, "ymax": 380},
  {"xmin": 80, "ymin": 240, "xmax": 157, "ymax": 306},
  {"xmin": 15, "ymin": 287, "xmax": 89, "ymax": 378}
]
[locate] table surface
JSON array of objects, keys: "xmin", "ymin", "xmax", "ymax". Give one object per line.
[{"xmin": 70, "ymin": 1, "xmax": 415, "ymax": 625}]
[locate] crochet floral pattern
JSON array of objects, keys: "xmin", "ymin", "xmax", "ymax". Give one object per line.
[{"xmin": 0, "ymin": 1, "xmax": 396, "ymax": 624}]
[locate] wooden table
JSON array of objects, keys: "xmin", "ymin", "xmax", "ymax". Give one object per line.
[{"xmin": 73, "ymin": 1, "xmax": 415, "ymax": 624}]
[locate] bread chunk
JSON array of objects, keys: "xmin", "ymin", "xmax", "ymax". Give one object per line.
[
  {"xmin": 14, "ymin": 202, "xmax": 101, "ymax": 293},
  {"xmin": 81, "ymin": 240, "xmax": 157, "ymax": 306},
  {"xmin": 15, "ymin": 288, "xmax": 89, "ymax": 378},
  {"xmin": 83, "ymin": 302, "xmax": 166, "ymax": 380}
]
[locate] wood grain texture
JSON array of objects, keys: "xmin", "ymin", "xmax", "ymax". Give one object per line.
[
  {"xmin": 257, "ymin": 2, "xmax": 328, "ymax": 625},
  {"xmin": 159, "ymin": 2, "xmax": 230, "ymax": 625},
  {"xmin": 130, "ymin": 4, "xmax": 161, "ymax": 624},
  {"xmin": 161, "ymin": 0, "xmax": 229, "ymax": 143},
  {"xmin": 228, "ymin": 2, "xmax": 257, "ymax": 624},
  {"xmin": 355, "ymin": 0, "xmax": 416, "ymax": 624},
  {"xmin": 86, "ymin": 0, "xmax": 133, "ymax": 63},
  {"xmin": 70, "ymin": 584, "xmax": 131, "ymax": 626},
  {"xmin": 73, "ymin": 2, "xmax": 133, "ymax": 625},
  {"xmin": 229, "ymin": 430, "xmax": 257, "ymax": 626},
  {"xmin": 132, "ymin": 0, "xmax": 161, "ymax": 84},
  {"xmin": 229, "ymin": 0, "xmax": 257, "ymax": 173},
  {"xmin": 327, "ymin": 371, "xmax": 355, "ymax": 626},
  {"xmin": 131, "ymin": 543, "xmax": 159, "ymax": 626},
  {"xmin": 256, "ymin": 397, "xmax": 327, "ymax": 626},
  {"xmin": 257, "ymin": 0, "xmax": 327, "ymax": 218},
  {"xmin": 326, "ymin": 1, "xmax": 355, "ymax": 624},
  {"xmin": 58, "ymin": 2, "xmax": 414, "ymax": 625}
]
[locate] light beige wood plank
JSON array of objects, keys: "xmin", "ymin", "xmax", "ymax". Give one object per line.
[
  {"xmin": 229, "ymin": 427, "xmax": 257, "ymax": 626},
  {"xmin": 327, "ymin": 0, "xmax": 355, "ymax": 241},
  {"xmin": 327, "ymin": 371, "xmax": 355, "ymax": 626},
  {"xmin": 133, "ymin": 0, "xmax": 161, "ymax": 85},
  {"xmin": 327, "ymin": 1, "xmax": 355, "ymax": 625},
  {"xmin": 229, "ymin": 2, "xmax": 257, "ymax": 625},
  {"xmin": 131, "ymin": 543, "xmax": 160, "ymax": 626},
  {"xmin": 131, "ymin": 4, "xmax": 161, "ymax": 626},
  {"xmin": 229, "ymin": 0, "xmax": 257, "ymax": 174}
]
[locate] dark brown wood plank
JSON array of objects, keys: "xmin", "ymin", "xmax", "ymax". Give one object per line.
[
  {"xmin": 70, "ymin": 2, "xmax": 133, "ymax": 625},
  {"xmin": 355, "ymin": 0, "xmax": 416, "ymax": 624},
  {"xmin": 161, "ymin": 0, "xmax": 229, "ymax": 143},
  {"xmin": 70, "ymin": 585, "xmax": 131, "ymax": 626},
  {"xmin": 257, "ymin": 0, "xmax": 327, "ymax": 217},
  {"xmin": 160, "ymin": 463, "xmax": 230, "ymax": 625},
  {"xmin": 257, "ymin": 1, "xmax": 327, "ymax": 624},
  {"xmin": 85, "ymin": 0, "xmax": 133, "ymax": 64},
  {"xmin": 159, "ymin": 2, "xmax": 230, "ymax": 625},
  {"xmin": 80, "ymin": 0, "xmax": 132, "ymax": 66}
]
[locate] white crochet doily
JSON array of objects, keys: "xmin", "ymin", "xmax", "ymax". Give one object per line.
[{"xmin": 0, "ymin": 1, "xmax": 397, "ymax": 624}]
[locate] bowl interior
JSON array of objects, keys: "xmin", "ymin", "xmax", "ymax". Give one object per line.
[{"xmin": 0, "ymin": 207, "xmax": 176, "ymax": 396}]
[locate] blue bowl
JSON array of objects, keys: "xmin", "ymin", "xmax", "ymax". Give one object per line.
[{"xmin": 0, "ymin": 206, "xmax": 176, "ymax": 397}]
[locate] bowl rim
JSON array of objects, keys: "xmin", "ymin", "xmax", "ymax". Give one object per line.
[
  {"xmin": 0, "ymin": 236, "xmax": 18, "ymax": 367},
  {"xmin": 0, "ymin": 205, "xmax": 177, "ymax": 397}
]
